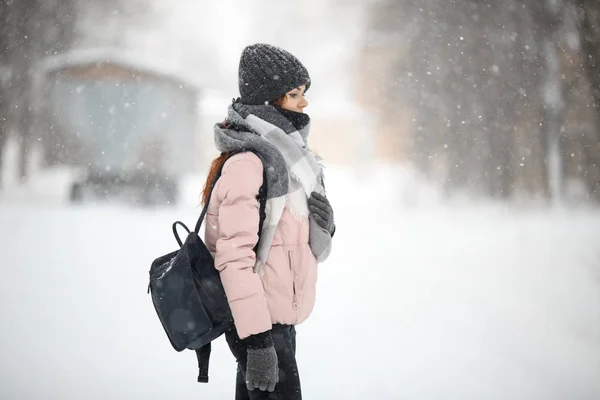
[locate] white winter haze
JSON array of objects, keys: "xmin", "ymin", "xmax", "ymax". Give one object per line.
[{"xmin": 1, "ymin": 1, "xmax": 599, "ymax": 399}]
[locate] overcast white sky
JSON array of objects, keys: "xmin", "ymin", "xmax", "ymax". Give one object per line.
[{"xmin": 77, "ymin": 0, "xmax": 364, "ymax": 109}]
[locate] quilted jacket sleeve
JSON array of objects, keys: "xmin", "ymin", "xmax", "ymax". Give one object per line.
[{"xmin": 213, "ymin": 152, "xmax": 272, "ymax": 339}]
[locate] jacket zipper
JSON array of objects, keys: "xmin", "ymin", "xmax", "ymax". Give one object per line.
[{"xmin": 288, "ymin": 251, "xmax": 299, "ymax": 310}]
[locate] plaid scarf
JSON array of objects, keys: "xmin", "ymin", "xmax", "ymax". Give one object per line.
[{"xmin": 213, "ymin": 101, "xmax": 332, "ymax": 275}]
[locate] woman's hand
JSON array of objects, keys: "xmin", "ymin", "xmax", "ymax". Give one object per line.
[
  {"xmin": 245, "ymin": 331, "xmax": 279, "ymax": 392},
  {"xmin": 308, "ymin": 192, "xmax": 335, "ymax": 235}
]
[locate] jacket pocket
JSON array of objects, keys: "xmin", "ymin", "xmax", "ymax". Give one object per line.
[{"xmin": 287, "ymin": 251, "xmax": 299, "ymax": 310}]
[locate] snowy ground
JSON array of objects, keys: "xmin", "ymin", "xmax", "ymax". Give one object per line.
[{"xmin": 1, "ymin": 162, "xmax": 600, "ymax": 399}]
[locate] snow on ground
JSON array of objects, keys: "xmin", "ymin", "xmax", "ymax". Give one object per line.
[{"xmin": 1, "ymin": 164, "xmax": 600, "ymax": 399}]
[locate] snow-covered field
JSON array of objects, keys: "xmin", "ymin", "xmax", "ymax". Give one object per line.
[{"xmin": 1, "ymin": 163, "xmax": 600, "ymax": 399}]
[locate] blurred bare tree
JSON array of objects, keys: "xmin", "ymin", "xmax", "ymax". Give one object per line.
[
  {"xmin": 361, "ymin": 0, "xmax": 600, "ymax": 204},
  {"xmin": 0, "ymin": 0, "xmax": 77, "ymax": 186},
  {"xmin": 576, "ymin": 0, "xmax": 600, "ymax": 202}
]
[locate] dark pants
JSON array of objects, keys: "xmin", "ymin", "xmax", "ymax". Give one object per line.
[{"xmin": 225, "ymin": 324, "xmax": 302, "ymax": 400}]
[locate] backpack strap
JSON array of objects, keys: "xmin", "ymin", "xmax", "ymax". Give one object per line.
[
  {"xmin": 191, "ymin": 150, "xmax": 268, "ymax": 384},
  {"xmin": 193, "ymin": 150, "xmax": 268, "ymax": 239},
  {"xmin": 254, "ymin": 152, "xmax": 268, "ymax": 252},
  {"xmin": 195, "ymin": 343, "xmax": 211, "ymax": 383},
  {"xmin": 193, "ymin": 154, "xmax": 230, "ymax": 234}
]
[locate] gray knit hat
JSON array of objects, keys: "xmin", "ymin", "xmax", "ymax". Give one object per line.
[{"xmin": 238, "ymin": 43, "xmax": 311, "ymax": 105}]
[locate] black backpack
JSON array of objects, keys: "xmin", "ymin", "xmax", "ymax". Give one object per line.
[{"xmin": 148, "ymin": 150, "xmax": 267, "ymax": 383}]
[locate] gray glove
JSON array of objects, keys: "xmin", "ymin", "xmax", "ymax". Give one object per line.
[
  {"xmin": 245, "ymin": 333, "xmax": 279, "ymax": 392},
  {"xmin": 308, "ymin": 192, "xmax": 335, "ymax": 235}
]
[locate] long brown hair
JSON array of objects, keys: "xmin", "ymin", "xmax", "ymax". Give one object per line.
[{"xmin": 201, "ymin": 96, "xmax": 287, "ymax": 205}]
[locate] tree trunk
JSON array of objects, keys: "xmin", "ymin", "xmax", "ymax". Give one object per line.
[
  {"xmin": 542, "ymin": 40, "xmax": 566, "ymax": 204},
  {"xmin": 577, "ymin": 0, "xmax": 600, "ymax": 201},
  {"xmin": 17, "ymin": 92, "xmax": 33, "ymax": 181},
  {"xmin": 0, "ymin": 111, "xmax": 6, "ymax": 190},
  {"xmin": 0, "ymin": 0, "xmax": 78, "ymax": 183}
]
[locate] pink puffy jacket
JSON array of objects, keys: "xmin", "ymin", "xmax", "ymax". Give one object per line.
[{"xmin": 205, "ymin": 152, "xmax": 318, "ymax": 339}]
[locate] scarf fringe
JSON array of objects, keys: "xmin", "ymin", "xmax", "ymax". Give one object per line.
[{"xmin": 285, "ymin": 189, "xmax": 309, "ymax": 221}]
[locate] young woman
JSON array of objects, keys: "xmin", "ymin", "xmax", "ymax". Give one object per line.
[{"xmin": 203, "ymin": 43, "xmax": 335, "ymax": 400}]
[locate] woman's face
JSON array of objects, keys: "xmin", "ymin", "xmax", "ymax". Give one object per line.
[{"xmin": 279, "ymin": 84, "xmax": 309, "ymax": 113}]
